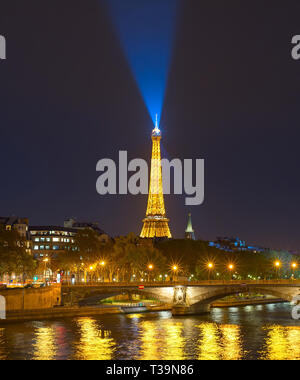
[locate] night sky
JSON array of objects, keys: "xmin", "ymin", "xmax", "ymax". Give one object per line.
[{"xmin": 1, "ymin": 1, "xmax": 300, "ymax": 251}]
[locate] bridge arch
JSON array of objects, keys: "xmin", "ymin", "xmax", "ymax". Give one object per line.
[
  {"xmin": 188, "ymin": 285, "xmax": 297, "ymax": 308},
  {"xmin": 70, "ymin": 288, "xmax": 167, "ymax": 306}
]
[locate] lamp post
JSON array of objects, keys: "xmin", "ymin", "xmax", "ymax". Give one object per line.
[
  {"xmin": 274, "ymin": 261, "xmax": 281, "ymax": 279},
  {"xmin": 89, "ymin": 266, "xmax": 94, "ymax": 283},
  {"xmin": 148, "ymin": 264, "xmax": 154, "ymax": 282},
  {"xmin": 207, "ymin": 262, "xmax": 214, "ymax": 281},
  {"xmin": 172, "ymin": 265, "xmax": 178, "ymax": 282},
  {"xmin": 43, "ymin": 258, "xmax": 49, "ymax": 283},
  {"xmin": 228, "ymin": 264, "xmax": 235, "ymax": 280},
  {"xmin": 291, "ymin": 262, "xmax": 298, "ymax": 279}
]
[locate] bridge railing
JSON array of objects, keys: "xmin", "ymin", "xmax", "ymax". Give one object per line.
[{"xmin": 62, "ymin": 279, "xmax": 300, "ymax": 287}]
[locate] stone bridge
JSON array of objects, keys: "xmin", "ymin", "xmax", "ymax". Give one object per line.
[{"xmin": 62, "ymin": 280, "xmax": 300, "ymax": 315}]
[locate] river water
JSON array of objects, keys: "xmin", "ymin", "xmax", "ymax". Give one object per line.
[{"xmin": 0, "ymin": 303, "xmax": 299, "ymax": 360}]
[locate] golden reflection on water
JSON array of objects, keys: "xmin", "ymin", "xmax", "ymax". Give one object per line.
[
  {"xmin": 163, "ymin": 323, "xmax": 186, "ymax": 360},
  {"xmin": 221, "ymin": 325, "xmax": 243, "ymax": 360},
  {"xmin": 197, "ymin": 323, "xmax": 242, "ymax": 360},
  {"xmin": 139, "ymin": 320, "xmax": 186, "ymax": 360},
  {"xmin": 198, "ymin": 323, "xmax": 222, "ymax": 360},
  {"xmin": 33, "ymin": 326, "xmax": 56, "ymax": 360},
  {"xmin": 139, "ymin": 320, "xmax": 160, "ymax": 359},
  {"xmin": 261, "ymin": 325, "xmax": 300, "ymax": 360},
  {"xmin": 75, "ymin": 318, "xmax": 116, "ymax": 360}
]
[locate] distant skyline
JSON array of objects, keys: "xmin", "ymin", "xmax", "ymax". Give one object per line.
[{"xmin": 1, "ymin": 1, "xmax": 300, "ymax": 251}]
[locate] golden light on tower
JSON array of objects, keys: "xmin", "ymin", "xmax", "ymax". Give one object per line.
[{"xmin": 140, "ymin": 115, "xmax": 172, "ymax": 239}]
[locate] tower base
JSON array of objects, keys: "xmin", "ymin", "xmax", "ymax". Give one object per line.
[{"xmin": 140, "ymin": 218, "xmax": 172, "ymax": 239}]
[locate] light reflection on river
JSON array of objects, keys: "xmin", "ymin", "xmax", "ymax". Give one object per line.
[{"xmin": 0, "ymin": 303, "xmax": 299, "ymax": 360}]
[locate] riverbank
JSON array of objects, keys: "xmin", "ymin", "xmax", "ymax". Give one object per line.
[
  {"xmin": 0, "ymin": 299, "xmax": 287, "ymax": 324},
  {"xmin": 0, "ymin": 304, "xmax": 171, "ymax": 324},
  {"xmin": 211, "ymin": 298, "xmax": 285, "ymax": 308}
]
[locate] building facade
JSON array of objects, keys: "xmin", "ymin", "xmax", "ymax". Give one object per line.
[
  {"xmin": 209, "ymin": 237, "xmax": 268, "ymax": 253},
  {"xmin": 29, "ymin": 226, "xmax": 77, "ymax": 259},
  {"xmin": 0, "ymin": 216, "xmax": 31, "ymax": 254}
]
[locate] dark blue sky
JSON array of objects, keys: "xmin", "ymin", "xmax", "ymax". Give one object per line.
[
  {"xmin": 0, "ymin": 0, "xmax": 300, "ymax": 251},
  {"xmin": 107, "ymin": 0, "xmax": 179, "ymax": 125}
]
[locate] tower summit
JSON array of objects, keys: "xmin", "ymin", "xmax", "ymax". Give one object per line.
[
  {"xmin": 140, "ymin": 115, "xmax": 172, "ymax": 239},
  {"xmin": 185, "ymin": 213, "xmax": 196, "ymax": 240}
]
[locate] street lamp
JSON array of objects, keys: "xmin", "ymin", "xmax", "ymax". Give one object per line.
[
  {"xmin": 274, "ymin": 261, "xmax": 281, "ymax": 268},
  {"xmin": 89, "ymin": 266, "xmax": 94, "ymax": 283},
  {"xmin": 148, "ymin": 264, "xmax": 154, "ymax": 282},
  {"xmin": 172, "ymin": 265, "xmax": 179, "ymax": 282},
  {"xmin": 291, "ymin": 262, "xmax": 298, "ymax": 278},
  {"xmin": 43, "ymin": 258, "xmax": 49, "ymax": 283},
  {"xmin": 274, "ymin": 261, "xmax": 282, "ymax": 279},
  {"xmin": 207, "ymin": 262, "xmax": 214, "ymax": 281},
  {"xmin": 228, "ymin": 264, "xmax": 235, "ymax": 280}
]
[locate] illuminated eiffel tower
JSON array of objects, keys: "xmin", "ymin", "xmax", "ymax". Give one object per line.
[{"xmin": 140, "ymin": 115, "xmax": 172, "ymax": 239}]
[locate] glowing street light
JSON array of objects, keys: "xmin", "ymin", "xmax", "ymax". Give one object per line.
[
  {"xmin": 147, "ymin": 264, "xmax": 154, "ymax": 282},
  {"xmin": 100, "ymin": 261, "xmax": 105, "ymax": 267},
  {"xmin": 274, "ymin": 261, "xmax": 281, "ymax": 268},
  {"xmin": 227, "ymin": 263, "xmax": 235, "ymax": 280},
  {"xmin": 291, "ymin": 262, "xmax": 298, "ymax": 279},
  {"xmin": 228, "ymin": 264, "xmax": 234, "ymax": 271},
  {"xmin": 172, "ymin": 265, "xmax": 179, "ymax": 282},
  {"xmin": 274, "ymin": 260, "xmax": 282, "ymax": 279},
  {"xmin": 207, "ymin": 262, "xmax": 215, "ymax": 281}
]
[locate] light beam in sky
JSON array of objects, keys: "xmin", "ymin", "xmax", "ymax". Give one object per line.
[{"xmin": 107, "ymin": 0, "xmax": 179, "ymax": 127}]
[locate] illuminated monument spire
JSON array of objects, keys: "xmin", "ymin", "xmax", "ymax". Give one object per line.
[
  {"xmin": 140, "ymin": 115, "xmax": 172, "ymax": 239},
  {"xmin": 185, "ymin": 213, "xmax": 195, "ymax": 240}
]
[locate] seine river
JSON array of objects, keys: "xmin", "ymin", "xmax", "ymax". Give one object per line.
[{"xmin": 0, "ymin": 303, "xmax": 299, "ymax": 360}]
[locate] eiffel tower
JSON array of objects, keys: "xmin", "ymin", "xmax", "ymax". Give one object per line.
[{"xmin": 140, "ymin": 116, "xmax": 172, "ymax": 239}]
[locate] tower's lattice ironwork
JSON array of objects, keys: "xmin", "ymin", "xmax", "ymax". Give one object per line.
[{"xmin": 140, "ymin": 117, "xmax": 172, "ymax": 239}]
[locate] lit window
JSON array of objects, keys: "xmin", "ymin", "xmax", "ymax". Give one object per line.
[
  {"xmin": 35, "ymin": 238, "xmax": 40, "ymax": 242},
  {"xmin": 53, "ymin": 238, "xmax": 60, "ymax": 242},
  {"xmin": 34, "ymin": 246, "xmax": 39, "ymax": 250}
]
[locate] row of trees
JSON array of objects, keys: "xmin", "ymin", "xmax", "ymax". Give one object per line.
[
  {"xmin": 0, "ymin": 226, "xmax": 36, "ymax": 281},
  {"xmin": 54, "ymin": 232, "xmax": 168, "ymax": 282},
  {"xmin": 0, "ymin": 226, "xmax": 299, "ymax": 282}
]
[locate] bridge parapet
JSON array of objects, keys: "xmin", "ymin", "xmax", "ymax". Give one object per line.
[{"xmin": 61, "ymin": 281, "xmax": 300, "ymax": 315}]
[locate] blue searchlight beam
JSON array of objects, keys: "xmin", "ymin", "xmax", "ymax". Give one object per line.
[{"xmin": 107, "ymin": 0, "xmax": 179, "ymax": 127}]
